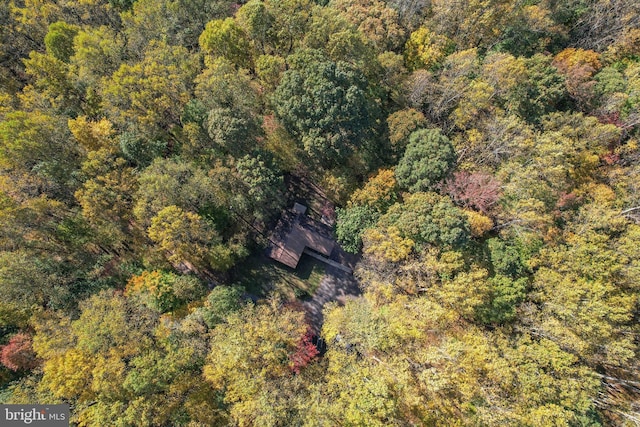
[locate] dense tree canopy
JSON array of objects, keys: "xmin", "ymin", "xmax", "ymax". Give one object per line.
[
  {"xmin": 272, "ymin": 50, "xmax": 381, "ymax": 167},
  {"xmin": 1, "ymin": 0, "xmax": 640, "ymax": 424}
]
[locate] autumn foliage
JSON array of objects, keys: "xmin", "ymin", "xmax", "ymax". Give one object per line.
[
  {"xmin": 1, "ymin": 0, "xmax": 640, "ymax": 424},
  {"xmin": 444, "ymin": 171, "xmax": 501, "ymax": 213},
  {"xmin": 0, "ymin": 333, "xmax": 39, "ymax": 372},
  {"xmin": 290, "ymin": 328, "xmax": 320, "ymax": 374}
]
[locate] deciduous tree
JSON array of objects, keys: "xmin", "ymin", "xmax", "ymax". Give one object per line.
[
  {"xmin": 234, "ymin": 154, "xmax": 284, "ymax": 221},
  {"xmin": 196, "ymin": 285, "xmax": 244, "ymax": 328},
  {"xmin": 125, "ymin": 270, "xmax": 205, "ymax": 313},
  {"xmin": 444, "ymin": 171, "xmax": 501, "ymax": 213},
  {"xmin": 147, "ymin": 205, "xmax": 234, "ymax": 273},
  {"xmin": 1, "ymin": 333, "xmax": 39, "ymax": 372},
  {"xmin": 386, "ymin": 108, "xmax": 427, "ymax": 155},
  {"xmin": 0, "ymin": 110, "xmax": 81, "ymax": 201},
  {"xmin": 404, "ymin": 27, "xmax": 453, "ymax": 71},
  {"xmin": 395, "ymin": 128, "xmax": 455, "ymax": 192},
  {"xmin": 272, "ymin": 50, "xmax": 380, "ymax": 167},
  {"xmin": 44, "ymin": 21, "xmax": 79, "ymax": 63},
  {"xmin": 332, "ymin": 0, "xmax": 405, "ymax": 52},
  {"xmin": 199, "ymin": 18, "xmax": 252, "ymax": 69},
  {"xmin": 336, "ymin": 205, "xmax": 379, "ymax": 253},
  {"xmin": 381, "ymin": 192, "xmax": 470, "ymax": 249},
  {"xmin": 203, "ymin": 302, "xmax": 308, "ymax": 425},
  {"xmin": 100, "ymin": 40, "xmax": 196, "ymax": 137}
]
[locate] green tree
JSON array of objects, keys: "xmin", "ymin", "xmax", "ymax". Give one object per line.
[
  {"xmin": 325, "ymin": 29, "xmax": 377, "ymax": 73},
  {"xmin": 125, "ymin": 270, "xmax": 205, "ymax": 313},
  {"xmin": 395, "ymin": 128, "xmax": 455, "ymax": 192},
  {"xmin": 44, "ymin": 21, "xmax": 79, "ymax": 63},
  {"xmin": 22, "ymin": 51, "xmax": 80, "ymax": 114},
  {"xmin": 122, "ymin": 0, "xmax": 234, "ymax": 53},
  {"xmin": 477, "ymin": 275, "xmax": 528, "ymax": 324},
  {"xmin": 234, "ymin": 154, "xmax": 284, "ymax": 221},
  {"xmin": 376, "ymin": 51, "xmax": 408, "ymax": 106},
  {"xmin": 496, "ymin": 4, "xmax": 564, "ymax": 56},
  {"xmin": 255, "ymin": 54, "xmax": 286, "ymax": 89},
  {"xmin": 302, "ymin": 6, "xmax": 351, "ymax": 51},
  {"xmin": 205, "ymin": 107, "xmax": 261, "ymax": 157},
  {"xmin": 197, "ymin": 285, "xmax": 244, "ymax": 328},
  {"xmin": 194, "ymin": 57, "xmax": 259, "ymax": 112},
  {"xmin": 71, "ymin": 26, "xmax": 125, "ymax": 87},
  {"xmin": 487, "ymin": 237, "xmax": 528, "ymax": 278},
  {"xmin": 236, "ymin": 0, "xmax": 275, "ymax": 55},
  {"xmin": 507, "ymin": 54, "xmax": 568, "ymax": 124},
  {"xmin": 273, "ymin": 50, "xmax": 380, "ymax": 167},
  {"xmin": 0, "ymin": 1, "xmax": 41, "ymax": 94},
  {"xmin": 336, "ymin": 168, "xmax": 399, "ymax": 253},
  {"xmin": 382, "ymin": 192, "xmax": 470, "ymax": 249},
  {"xmin": 264, "ymin": 0, "xmax": 312, "ymax": 55},
  {"xmin": 0, "ymin": 251, "xmax": 53, "ymax": 312},
  {"xmin": 109, "ymin": 0, "xmax": 135, "ymax": 11},
  {"xmin": 133, "ymin": 158, "xmax": 252, "ymax": 259},
  {"xmin": 118, "ymin": 132, "xmax": 167, "ymax": 168},
  {"xmin": 133, "ymin": 158, "xmax": 225, "ymax": 229},
  {"xmin": 336, "ymin": 205, "xmax": 379, "ymax": 253}
]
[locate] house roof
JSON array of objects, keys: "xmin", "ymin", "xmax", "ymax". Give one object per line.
[{"xmin": 269, "ymin": 223, "xmax": 335, "ymax": 269}]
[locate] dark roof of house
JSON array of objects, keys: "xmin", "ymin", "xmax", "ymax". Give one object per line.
[{"xmin": 269, "ymin": 223, "xmax": 335, "ymax": 269}]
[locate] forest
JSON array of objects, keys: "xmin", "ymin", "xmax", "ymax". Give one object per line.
[{"xmin": 0, "ymin": 0, "xmax": 639, "ymax": 425}]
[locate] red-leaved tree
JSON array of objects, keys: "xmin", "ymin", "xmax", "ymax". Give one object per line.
[
  {"xmin": 444, "ymin": 171, "xmax": 501, "ymax": 213},
  {"xmin": 0, "ymin": 333, "xmax": 39, "ymax": 372},
  {"xmin": 290, "ymin": 328, "xmax": 319, "ymax": 374}
]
